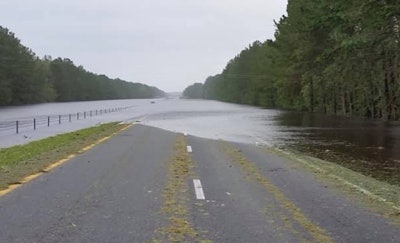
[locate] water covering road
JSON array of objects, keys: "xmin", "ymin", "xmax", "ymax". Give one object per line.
[{"xmin": 0, "ymin": 97, "xmax": 399, "ymax": 184}]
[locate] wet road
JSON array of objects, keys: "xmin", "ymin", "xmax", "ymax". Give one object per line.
[{"xmin": 0, "ymin": 125, "xmax": 399, "ymax": 242}]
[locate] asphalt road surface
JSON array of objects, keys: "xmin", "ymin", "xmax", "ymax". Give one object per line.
[{"xmin": 0, "ymin": 124, "xmax": 399, "ymax": 242}]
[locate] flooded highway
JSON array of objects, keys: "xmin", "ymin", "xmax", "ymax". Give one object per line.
[
  {"xmin": 1, "ymin": 97, "xmax": 399, "ymax": 185},
  {"xmin": 273, "ymin": 112, "xmax": 400, "ymax": 185}
]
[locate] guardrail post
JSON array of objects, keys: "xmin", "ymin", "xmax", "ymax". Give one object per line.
[
  {"xmin": 34, "ymin": 118, "xmax": 36, "ymax": 130},
  {"xmin": 48, "ymin": 116, "xmax": 50, "ymax": 127},
  {"xmin": 90, "ymin": 110, "xmax": 92, "ymax": 117},
  {"xmin": 84, "ymin": 111, "xmax": 86, "ymax": 119},
  {"xmin": 77, "ymin": 112, "xmax": 79, "ymax": 120},
  {"xmin": 16, "ymin": 120, "xmax": 19, "ymax": 134},
  {"xmin": 59, "ymin": 115, "xmax": 61, "ymax": 124},
  {"xmin": 69, "ymin": 114, "xmax": 71, "ymax": 122}
]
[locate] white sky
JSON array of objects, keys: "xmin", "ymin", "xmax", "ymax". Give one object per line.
[{"xmin": 0, "ymin": 0, "xmax": 287, "ymax": 92}]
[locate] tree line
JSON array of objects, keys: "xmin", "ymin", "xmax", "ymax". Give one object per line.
[
  {"xmin": 182, "ymin": 83, "xmax": 204, "ymax": 99},
  {"xmin": 0, "ymin": 26, "xmax": 164, "ymax": 106},
  {"xmin": 184, "ymin": 1, "xmax": 400, "ymax": 120}
]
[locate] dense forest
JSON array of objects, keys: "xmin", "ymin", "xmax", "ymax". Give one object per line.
[
  {"xmin": 182, "ymin": 83, "xmax": 204, "ymax": 99},
  {"xmin": 0, "ymin": 26, "xmax": 164, "ymax": 106},
  {"xmin": 185, "ymin": 1, "xmax": 400, "ymax": 120}
]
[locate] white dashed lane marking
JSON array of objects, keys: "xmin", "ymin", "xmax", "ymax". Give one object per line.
[{"xmin": 193, "ymin": 179, "xmax": 205, "ymax": 200}]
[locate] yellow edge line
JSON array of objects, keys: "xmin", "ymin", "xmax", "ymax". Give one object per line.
[{"xmin": 0, "ymin": 124, "xmax": 133, "ymax": 198}]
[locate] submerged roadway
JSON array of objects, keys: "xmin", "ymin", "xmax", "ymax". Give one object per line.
[{"xmin": 0, "ymin": 124, "xmax": 399, "ymax": 242}]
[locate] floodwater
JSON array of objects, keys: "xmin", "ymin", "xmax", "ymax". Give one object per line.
[
  {"xmin": 272, "ymin": 112, "xmax": 400, "ymax": 185},
  {"xmin": 0, "ymin": 97, "xmax": 399, "ymax": 185}
]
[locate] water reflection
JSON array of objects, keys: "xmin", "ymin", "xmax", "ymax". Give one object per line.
[{"xmin": 273, "ymin": 112, "xmax": 400, "ymax": 185}]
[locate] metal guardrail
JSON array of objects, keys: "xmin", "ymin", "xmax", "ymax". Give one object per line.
[{"xmin": 0, "ymin": 106, "xmax": 134, "ymax": 134}]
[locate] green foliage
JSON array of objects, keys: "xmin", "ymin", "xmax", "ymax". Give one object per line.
[
  {"xmin": 187, "ymin": 0, "xmax": 400, "ymax": 120},
  {"xmin": 200, "ymin": 41, "xmax": 279, "ymax": 107},
  {"xmin": 0, "ymin": 26, "xmax": 165, "ymax": 106},
  {"xmin": 0, "ymin": 26, "xmax": 50, "ymax": 105},
  {"xmin": 49, "ymin": 58, "xmax": 164, "ymax": 102},
  {"xmin": 182, "ymin": 83, "xmax": 204, "ymax": 99}
]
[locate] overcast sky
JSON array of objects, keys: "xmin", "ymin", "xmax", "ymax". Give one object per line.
[{"xmin": 0, "ymin": 0, "xmax": 287, "ymax": 92}]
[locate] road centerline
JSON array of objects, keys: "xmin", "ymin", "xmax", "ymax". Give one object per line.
[
  {"xmin": 187, "ymin": 145, "xmax": 193, "ymax": 153},
  {"xmin": 193, "ymin": 179, "xmax": 205, "ymax": 200}
]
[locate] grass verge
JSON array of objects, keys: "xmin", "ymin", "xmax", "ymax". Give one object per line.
[{"xmin": 0, "ymin": 122, "xmax": 129, "ymax": 190}]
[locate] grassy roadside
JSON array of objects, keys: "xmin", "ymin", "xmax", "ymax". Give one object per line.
[
  {"xmin": 265, "ymin": 147, "xmax": 400, "ymax": 221},
  {"xmin": 0, "ymin": 122, "xmax": 129, "ymax": 190}
]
